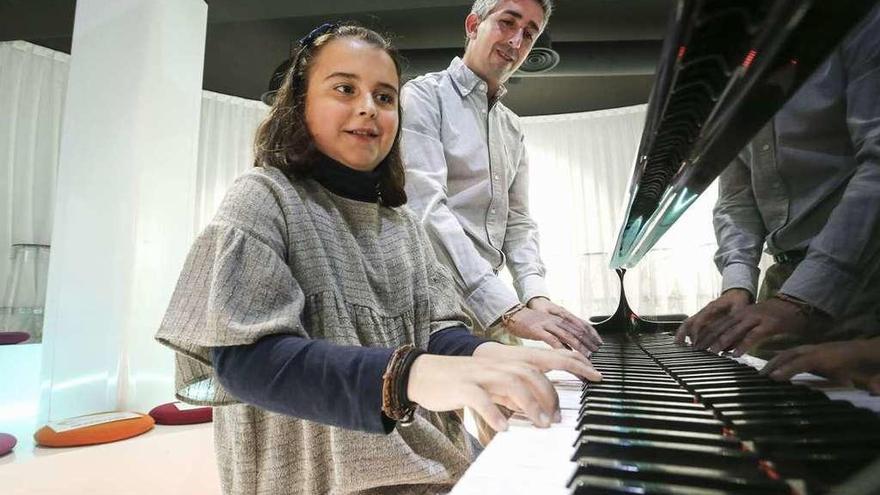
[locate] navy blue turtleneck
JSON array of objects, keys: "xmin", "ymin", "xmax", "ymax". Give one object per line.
[{"xmin": 211, "ymin": 155, "xmax": 490, "ymax": 434}]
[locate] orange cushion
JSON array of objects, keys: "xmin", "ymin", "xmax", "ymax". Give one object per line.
[{"xmin": 34, "ymin": 412, "xmax": 154, "ymax": 447}]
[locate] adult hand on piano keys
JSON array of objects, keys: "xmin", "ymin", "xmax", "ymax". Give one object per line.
[
  {"xmin": 683, "ymin": 296, "xmax": 831, "ymax": 356},
  {"xmin": 502, "ymin": 297, "xmax": 603, "ymax": 355},
  {"xmin": 761, "ymin": 338, "xmax": 880, "ymax": 393},
  {"xmin": 675, "ymin": 288, "xmax": 751, "ymax": 346}
]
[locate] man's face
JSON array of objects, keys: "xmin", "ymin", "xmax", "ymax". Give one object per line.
[{"xmin": 463, "ymin": 0, "xmax": 545, "ymax": 86}]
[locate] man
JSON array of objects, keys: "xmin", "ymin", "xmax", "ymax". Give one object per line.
[
  {"xmin": 401, "ymin": 0, "xmax": 602, "ymax": 355},
  {"xmin": 676, "ymin": 7, "xmax": 880, "ymax": 359}
]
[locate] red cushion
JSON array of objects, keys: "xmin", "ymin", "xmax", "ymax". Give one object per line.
[
  {"xmin": 149, "ymin": 402, "xmax": 212, "ymax": 425},
  {"xmin": 0, "ymin": 332, "xmax": 30, "ymax": 345},
  {"xmin": 0, "ymin": 433, "xmax": 16, "ymax": 456},
  {"xmin": 34, "ymin": 412, "xmax": 154, "ymax": 447}
]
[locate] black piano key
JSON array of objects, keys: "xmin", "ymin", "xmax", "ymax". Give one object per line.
[
  {"xmin": 698, "ymin": 389, "xmax": 824, "ymax": 405},
  {"xmin": 683, "ymin": 377, "xmax": 779, "ymax": 388},
  {"xmin": 584, "ymin": 389, "xmax": 697, "ymax": 403},
  {"xmin": 698, "ymin": 382, "xmax": 814, "ymax": 395},
  {"xmin": 729, "ymin": 415, "xmax": 880, "ymax": 436},
  {"xmin": 712, "ymin": 398, "xmax": 832, "ymax": 411},
  {"xmin": 597, "ymin": 378, "xmax": 681, "ymax": 388},
  {"xmin": 665, "ymin": 364, "xmax": 753, "ymax": 372},
  {"xmin": 751, "ymin": 431, "xmax": 880, "ymax": 450},
  {"xmin": 569, "ymin": 474, "xmax": 729, "ymax": 495},
  {"xmin": 576, "ymin": 424, "xmax": 740, "ymax": 448},
  {"xmin": 572, "ymin": 436, "xmax": 758, "ymax": 471},
  {"xmin": 577, "ymin": 410, "xmax": 724, "ymax": 434},
  {"xmin": 591, "ymin": 372, "xmax": 675, "ymax": 381},
  {"xmin": 588, "ymin": 384, "xmax": 692, "ymax": 394},
  {"xmin": 585, "ymin": 396, "xmax": 708, "ymax": 410},
  {"xmin": 581, "ymin": 403, "xmax": 716, "ymax": 418},
  {"xmin": 676, "ymin": 370, "xmax": 761, "ymax": 380},
  {"xmin": 569, "ymin": 457, "xmax": 790, "ymax": 494},
  {"xmin": 717, "ymin": 403, "xmax": 860, "ymax": 419}
]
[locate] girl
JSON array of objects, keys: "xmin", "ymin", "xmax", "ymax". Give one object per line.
[{"xmin": 156, "ymin": 23, "xmax": 599, "ymax": 495}]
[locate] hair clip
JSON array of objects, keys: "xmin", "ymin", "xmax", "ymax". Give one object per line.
[{"xmin": 299, "ymin": 22, "xmax": 338, "ymax": 47}]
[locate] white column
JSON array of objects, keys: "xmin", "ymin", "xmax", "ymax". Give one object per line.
[{"xmin": 40, "ymin": 0, "xmax": 207, "ymax": 421}]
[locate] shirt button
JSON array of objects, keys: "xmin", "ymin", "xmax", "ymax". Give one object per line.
[
  {"xmin": 494, "ymin": 174, "xmax": 499, "ymax": 180},
  {"xmin": 761, "ymin": 144, "xmax": 770, "ymax": 151},
  {"xmin": 491, "ymin": 208, "xmax": 496, "ymax": 214}
]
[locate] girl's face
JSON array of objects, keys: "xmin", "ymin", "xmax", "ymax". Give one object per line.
[{"xmin": 304, "ymin": 38, "xmax": 400, "ymax": 172}]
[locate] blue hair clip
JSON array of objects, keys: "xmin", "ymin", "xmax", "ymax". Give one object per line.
[{"xmin": 299, "ymin": 22, "xmax": 338, "ymax": 47}]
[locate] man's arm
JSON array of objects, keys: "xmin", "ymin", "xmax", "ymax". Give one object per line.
[
  {"xmin": 676, "ymin": 150, "xmax": 766, "ymax": 344},
  {"xmin": 501, "ymin": 140, "xmax": 550, "ymax": 303},
  {"xmin": 712, "ymin": 148, "xmax": 768, "ymax": 299},
  {"xmin": 401, "ymin": 80, "xmax": 520, "ymax": 329},
  {"xmin": 780, "ymin": 15, "xmax": 880, "ymax": 318}
]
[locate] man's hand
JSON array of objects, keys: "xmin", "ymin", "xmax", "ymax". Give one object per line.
[
  {"xmin": 675, "ymin": 289, "xmax": 752, "ymax": 345},
  {"xmin": 761, "ymin": 338, "xmax": 880, "ymax": 393},
  {"xmin": 688, "ymin": 296, "xmax": 827, "ymax": 356},
  {"xmin": 502, "ymin": 298, "xmax": 603, "ymax": 355}
]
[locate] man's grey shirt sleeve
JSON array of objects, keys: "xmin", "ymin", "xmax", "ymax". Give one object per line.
[{"xmin": 713, "ymin": 147, "xmax": 767, "ymax": 297}]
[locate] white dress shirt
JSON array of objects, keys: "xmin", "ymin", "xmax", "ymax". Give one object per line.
[{"xmin": 401, "ymin": 57, "xmax": 549, "ymax": 329}]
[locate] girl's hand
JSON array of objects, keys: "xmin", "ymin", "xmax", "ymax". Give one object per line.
[
  {"xmin": 406, "ymin": 354, "xmax": 560, "ymax": 432},
  {"xmin": 472, "ymin": 342, "xmax": 602, "ymax": 382}
]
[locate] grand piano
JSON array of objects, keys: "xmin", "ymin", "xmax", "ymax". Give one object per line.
[{"xmin": 452, "ymin": 1, "xmax": 880, "ymax": 494}]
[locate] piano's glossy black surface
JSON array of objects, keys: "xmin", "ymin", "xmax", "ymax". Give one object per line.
[{"xmin": 580, "ymin": 1, "xmax": 880, "ymax": 493}]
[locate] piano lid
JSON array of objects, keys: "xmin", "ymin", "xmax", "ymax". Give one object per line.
[{"xmin": 610, "ymin": 0, "xmax": 879, "ymax": 269}]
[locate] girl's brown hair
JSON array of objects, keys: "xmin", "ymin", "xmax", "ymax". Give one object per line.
[{"xmin": 253, "ymin": 23, "xmax": 407, "ymax": 207}]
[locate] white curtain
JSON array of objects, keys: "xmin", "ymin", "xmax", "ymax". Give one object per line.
[
  {"xmin": 0, "ymin": 41, "xmax": 68, "ymax": 300},
  {"xmin": 195, "ymin": 92, "xmax": 267, "ymax": 231},
  {"xmin": 522, "ymin": 105, "xmax": 722, "ymax": 320}
]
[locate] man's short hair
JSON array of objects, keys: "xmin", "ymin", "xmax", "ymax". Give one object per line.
[{"xmin": 470, "ymin": 0, "xmax": 553, "ymax": 27}]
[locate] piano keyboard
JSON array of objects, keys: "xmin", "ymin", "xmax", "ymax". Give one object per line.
[{"xmin": 451, "ymin": 333, "xmax": 880, "ymax": 495}]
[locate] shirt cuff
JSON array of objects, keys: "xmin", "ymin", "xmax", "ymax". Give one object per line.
[
  {"xmin": 464, "ymin": 275, "xmax": 521, "ymax": 330},
  {"xmin": 515, "ymin": 274, "xmax": 550, "ymax": 305},
  {"xmin": 779, "ymin": 257, "xmax": 858, "ymax": 319},
  {"xmin": 720, "ymin": 262, "xmax": 759, "ymax": 297}
]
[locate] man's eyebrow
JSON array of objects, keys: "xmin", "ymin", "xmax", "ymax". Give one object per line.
[
  {"xmin": 325, "ymin": 72, "xmax": 398, "ymax": 94},
  {"xmin": 499, "ymin": 9, "xmax": 541, "ymax": 32}
]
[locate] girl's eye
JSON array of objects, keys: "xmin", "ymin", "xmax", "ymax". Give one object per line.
[
  {"xmin": 500, "ymin": 19, "xmax": 514, "ymax": 28},
  {"xmin": 376, "ymin": 93, "xmax": 396, "ymax": 105},
  {"xmin": 525, "ymin": 30, "xmax": 535, "ymax": 40},
  {"xmin": 334, "ymin": 84, "xmax": 355, "ymax": 95}
]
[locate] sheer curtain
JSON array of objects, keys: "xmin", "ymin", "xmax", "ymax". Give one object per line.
[
  {"xmin": 0, "ymin": 41, "xmax": 68, "ymax": 299},
  {"xmin": 195, "ymin": 92, "xmax": 267, "ymax": 231},
  {"xmin": 521, "ymin": 105, "xmax": 722, "ymax": 320}
]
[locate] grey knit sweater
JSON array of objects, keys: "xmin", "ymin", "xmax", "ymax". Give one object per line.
[{"xmin": 155, "ymin": 166, "xmax": 479, "ymax": 494}]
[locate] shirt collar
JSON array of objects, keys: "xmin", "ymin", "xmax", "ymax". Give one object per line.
[{"xmin": 447, "ymin": 57, "xmax": 508, "ymax": 102}]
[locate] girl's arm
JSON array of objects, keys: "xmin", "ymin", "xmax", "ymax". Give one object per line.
[{"xmin": 211, "ymin": 326, "xmax": 489, "ymax": 434}]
